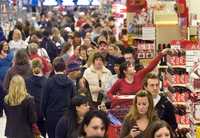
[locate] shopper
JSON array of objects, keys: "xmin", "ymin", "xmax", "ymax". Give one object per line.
[
  {"xmin": 0, "ymin": 41, "xmax": 13, "ymax": 82},
  {"xmin": 3, "ymin": 49, "xmax": 32, "ymax": 92},
  {"xmin": 9, "ymin": 29, "xmax": 28, "ymax": 55},
  {"xmin": 143, "ymin": 73, "xmax": 177, "ymax": 130},
  {"xmin": 40, "ymin": 29, "xmax": 59, "ymax": 62},
  {"xmin": 27, "ymin": 43, "xmax": 52, "ymax": 76},
  {"xmin": 55, "ymin": 95, "xmax": 90, "ymax": 138},
  {"xmin": 83, "ymin": 52, "xmax": 112, "ymax": 107},
  {"xmin": 78, "ymin": 110, "xmax": 110, "ymax": 138},
  {"xmin": 107, "ymin": 48, "xmax": 171, "ymax": 106},
  {"xmin": 144, "ymin": 120, "xmax": 174, "ymax": 138},
  {"xmin": 120, "ymin": 90, "xmax": 158, "ymax": 138},
  {"xmin": 4, "ymin": 75, "xmax": 40, "ymax": 138},
  {"xmin": 66, "ymin": 62, "xmax": 82, "ymax": 91},
  {"xmin": 26, "ymin": 59, "xmax": 47, "ymax": 137},
  {"xmin": 41, "ymin": 57, "xmax": 75, "ymax": 138}
]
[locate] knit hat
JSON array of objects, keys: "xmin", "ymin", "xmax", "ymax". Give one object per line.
[{"xmin": 66, "ymin": 62, "xmax": 81, "ymax": 73}]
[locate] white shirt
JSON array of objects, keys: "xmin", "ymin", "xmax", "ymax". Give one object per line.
[{"xmin": 153, "ymin": 95, "xmax": 161, "ymax": 107}]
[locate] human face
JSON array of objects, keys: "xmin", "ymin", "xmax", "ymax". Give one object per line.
[
  {"xmin": 114, "ymin": 64, "xmax": 120, "ymax": 74},
  {"xmin": 108, "ymin": 46, "xmax": 115, "ymax": 56},
  {"xmin": 136, "ymin": 96, "xmax": 149, "ymax": 115},
  {"xmin": 124, "ymin": 64, "xmax": 135, "ymax": 76},
  {"xmin": 145, "ymin": 79, "xmax": 160, "ymax": 98},
  {"xmin": 87, "ymin": 47, "xmax": 94, "ymax": 55},
  {"xmin": 94, "ymin": 58, "xmax": 104, "ymax": 70},
  {"xmin": 154, "ymin": 127, "xmax": 171, "ymax": 138},
  {"xmin": 84, "ymin": 117, "xmax": 106, "ymax": 137},
  {"xmin": 2, "ymin": 42, "xmax": 9, "ymax": 52},
  {"xmin": 76, "ymin": 103, "xmax": 90, "ymax": 117},
  {"xmin": 99, "ymin": 42, "xmax": 108, "ymax": 54},
  {"xmin": 124, "ymin": 53, "xmax": 134, "ymax": 64}
]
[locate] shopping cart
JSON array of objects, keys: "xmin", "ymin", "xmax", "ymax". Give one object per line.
[{"xmin": 107, "ymin": 95, "xmax": 135, "ymax": 138}]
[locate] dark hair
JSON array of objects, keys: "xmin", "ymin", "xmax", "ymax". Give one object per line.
[
  {"xmin": 143, "ymin": 73, "xmax": 159, "ymax": 88},
  {"xmin": 74, "ymin": 31, "xmax": 81, "ymax": 38},
  {"xmin": 79, "ymin": 110, "xmax": 110, "ymax": 137},
  {"xmin": 122, "ymin": 47, "xmax": 136, "ymax": 56},
  {"xmin": 118, "ymin": 61, "xmax": 131, "ymax": 79},
  {"xmin": 14, "ymin": 49, "xmax": 29, "ymax": 65},
  {"xmin": 53, "ymin": 57, "xmax": 66, "ymax": 72},
  {"xmin": 72, "ymin": 95, "xmax": 89, "ymax": 107},
  {"xmin": 92, "ymin": 52, "xmax": 105, "ymax": 64},
  {"xmin": 144, "ymin": 120, "xmax": 174, "ymax": 138},
  {"xmin": 0, "ymin": 41, "xmax": 9, "ymax": 53}
]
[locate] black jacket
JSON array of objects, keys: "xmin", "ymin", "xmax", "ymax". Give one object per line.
[
  {"xmin": 26, "ymin": 75, "xmax": 47, "ymax": 117},
  {"xmin": 4, "ymin": 95, "xmax": 36, "ymax": 138},
  {"xmin": 55, "ymin": 110, "xmax": 80, "ymax": 138},
  {"xmin": 41, "ymin": 74, "xmax": 75, "ymax": 118},
  {"xmin": 155, "ymin": 96, "xmax": 177, "ymax": 130},
  {"xmin": 40, "ymin": 37, "xmax": 59, "ymax": 62}
]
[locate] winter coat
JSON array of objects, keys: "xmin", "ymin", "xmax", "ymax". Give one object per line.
[
  {"xmin": 41, "ymin": 74, "xmax": 75, "ymax": 118},
  {"xmin": 4, "ymin": 95, "xmax": 37, "ymax": 138},
  {"xmin": 55, "ymin": 110, "xmax": 80, "ymax": 138},
  {"xmin": 26, "ymin": 75, "xmax": 47, "ymax": 117}
]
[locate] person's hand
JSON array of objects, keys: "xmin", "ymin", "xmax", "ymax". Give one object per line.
[
  {"xmin": 130, "ymin": 126, "xmax": 141, "ymax": 138},
  {"xmin": 161, "ymin": 48, "xmax": 171, "ymax": 55}
]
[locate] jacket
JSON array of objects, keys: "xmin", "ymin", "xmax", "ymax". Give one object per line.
[
  {"xmin": 41, "ymin": 74, "xmax": 75, "ymax": 118},
  {"xmin": 26, "ymin": 75, "xmax": 47, "ymax": 117},
  {"xmin": 155, "ymin": 95, "xmax": 177, "ymax": 130},
  {"xmin": 55, "ymin": 110, "xmax": 80, "ymax": 138},
  {"xmin": 4, "ymin": 95, "xmax": 36, "ymax": 138}
]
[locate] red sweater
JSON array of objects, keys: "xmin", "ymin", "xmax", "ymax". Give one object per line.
[{"xmin": 107, "ymin": 53, "xmax": 164, "ymax": 100}]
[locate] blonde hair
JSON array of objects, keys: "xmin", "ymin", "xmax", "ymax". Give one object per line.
[
  {"xmin": 125, "ymin": 90, "xmax": 155, "ymax": 123},
  {"xmin": 4, "ymin": 75, "xmax": 29, "ymax": 106},
  {"xmin": 12, "ymin": 29, "xmax": 22, "ymax": 41}
]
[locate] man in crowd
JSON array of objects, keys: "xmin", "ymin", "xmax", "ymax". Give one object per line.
[{"xmin": 143, "ymin": 73, "xmax": 177, "ymax": 130}]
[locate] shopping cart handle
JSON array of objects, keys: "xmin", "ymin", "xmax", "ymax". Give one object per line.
[{"xmin": 113, "ymin": 95, "xmax": 135, "ymax": 100}]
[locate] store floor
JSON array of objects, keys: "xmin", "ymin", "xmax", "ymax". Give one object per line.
[{"xmin": 0, "ymin": 112, "xmax": 6, "ymax": 138}]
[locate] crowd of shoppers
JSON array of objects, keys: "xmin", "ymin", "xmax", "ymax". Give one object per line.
[{"xmin": 0, "ymin": 7, "xmax": 178, "ymax": 138}]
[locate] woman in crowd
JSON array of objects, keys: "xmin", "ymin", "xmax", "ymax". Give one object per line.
[
  {"xmin": 0, "ymin": 41, "xmax": 13, "ymax": 82},
  {"xmin": 120, "ymin": 90, "xmax": 158, "ymax": 138},
  {"xmin": 55, "ymin": 95, "xmax": 90, "ymax": 138},
  {"xmin": 26, "ymin": 59, "xmax": 47, "ymax": 137},
  {"xmin": 4, "ymin": 75, "xmax": 40, "ymax": 138},
  {"xmin": 78, "ymin": 110, "xmax": 110, "ymax": 138},
  {"xmin": 9, "ymin": 29, "xmax": 28, "ymax": 55},
  {"xmin": 107, "ymin": 48, "xmax": 170, "ymax": 100},
  {"xmin": 145, "ymin": 120, "xmax": 174, "ymax": 138},
  {"xmin": 83, "ymin": 52, "xmax": 112, "ymax": 108},
  {"xmin": 3, "ymin": 49, "xmax": 32, "ymax": 92}
]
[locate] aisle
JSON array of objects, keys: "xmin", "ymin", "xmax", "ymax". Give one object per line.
[{"xmin": 0, "ymin": 113, "xmax": 6, "ymax": 138}]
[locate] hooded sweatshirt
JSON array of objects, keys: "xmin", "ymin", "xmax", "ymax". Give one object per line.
[
  {"xmin": 26, "ymin": 75, "xmax": 47, "ymax": 117},
  {"xmin": 41, "ymin": 74, "xmax": 75, "ymax": 118}
]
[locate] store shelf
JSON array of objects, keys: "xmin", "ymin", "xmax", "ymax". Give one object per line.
[
  {"xmin": 132, "ymin": 36, "xmax": 155, "ymax": 41},
  {"xmin": 178, "ymin": 124, "xmax": 190, "ymax": 129},
  {"xmin": 173, "ymin": 102, "xmax": 186, "ymax": 105},
  {"xmin": 167, "ymin": 63, "xmax": 186, "ymax": 69},
  {"xmin": 158, "ymin": 65, "xmax": 168, "ymax": 69},
  {"xmin": 168, "ymin": 82, "xmax": 189, "ymax": 87}
]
